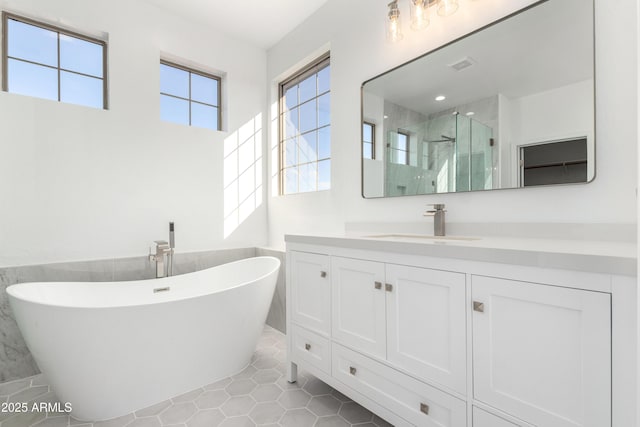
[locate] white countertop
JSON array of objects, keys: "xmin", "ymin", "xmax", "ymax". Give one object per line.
[{"xmin": 285, "ymin": 233, "xmax": 637, "ymax": 276}]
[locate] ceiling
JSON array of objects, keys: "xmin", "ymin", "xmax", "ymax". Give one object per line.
[{"xmin": 142, "ymin": 0, "xmax": 329, "ymax": 49}]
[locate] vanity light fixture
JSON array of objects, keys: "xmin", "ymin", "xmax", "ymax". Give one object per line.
[{"xmin": 387, "ymin": 0, "xmax": 461, "ymax": 43}]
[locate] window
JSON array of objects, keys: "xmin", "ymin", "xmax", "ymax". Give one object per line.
[
  {"xmin": 363, "ymin": 122, "xmax": 375, "ymax": 160},
  {"xmin": 279, "ymin": 54, "xmax": 330, "ymax": 194},
  {"xmin": 160, "ymin": 61, "xmax": 221, "ymax": 131},
  {"xmin": 391, "ymin": 130, "xmax": 410, "ymax": 165},
  {"xmin": 2, "ymin": 12, "xmax": 107, "ymax": 109}
]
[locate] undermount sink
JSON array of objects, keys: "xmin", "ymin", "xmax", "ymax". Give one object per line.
[{"xmin": 365, "ymin": 234, "xmax": 481, "ymax": 242}]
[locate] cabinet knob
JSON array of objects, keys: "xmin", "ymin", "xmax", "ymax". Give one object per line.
[
  {"xmin": 473, "ymin": 301, "xmax": 485, "ymax": 313},
  {"xmin": 320, "ymin": 271, "xmax": 327, "ymax": 278},
  {"xmin": 374, "ymin": 281, "xmax": 382, "ymax": 290},
  {"xmin": 305, "ymin": 343, "xmax": 311, "ymax": 351},
  {"xmin": 349, "ymin": 366, "xmax": 357, "ymax": 375},
  {"xmin": 420, "ymin": 402, "xmax": 430, "ymax": 415},
  {"xmin": 385, "ymin": 283, "xmax": 393, "ymax": 292}
]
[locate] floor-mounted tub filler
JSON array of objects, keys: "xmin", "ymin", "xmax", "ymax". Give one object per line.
[{"xmin": 7, "ymin": 256, "xmax": 281, "ymax": 421}]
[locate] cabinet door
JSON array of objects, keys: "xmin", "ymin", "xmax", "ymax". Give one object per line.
[
  {"xmin": 386, "ymin": 264, "xmax": 466, "ymax": 395},
  {"xmin": 290, "ymin": 251, "xmax": 331, "ymax": 336},
  {"xmin": 473, "ymin": 407, "xmax": 519, "ymax": 427},
  {"xmin": 472, "ymin": 276, "xmax": 611, "ymax": 427},
  {"xmin": 332, "ymin": 257, "xmax": 386, "ymax": 358}
]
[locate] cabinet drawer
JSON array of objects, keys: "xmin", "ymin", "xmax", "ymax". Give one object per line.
[
  {"xmin": 333, "ymin": 343, "xmax": 466, "ymax": 427},
  {"xmin": 291, "ymin": 325, "xmax": 331, "ymax": 374},
  {"xmin": 473, "ymin": 407, "xmax": 519, "ymax": 427}
]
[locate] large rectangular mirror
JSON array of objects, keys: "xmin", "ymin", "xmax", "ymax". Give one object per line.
[{"xmin": 362, "ymin": 0, "xmax": 594, "ymax": 198}]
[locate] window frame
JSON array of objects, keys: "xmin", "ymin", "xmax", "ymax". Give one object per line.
[
  {"xmin": 159, "ymin": 59, "xmax": 222, "ymax": 131},
  {"xmin": 363, "ymin": 121, "xmax": 376, "ymax": 160},
  {"xmin": 1, "ymin": 11, "xmax": 108, "ymax": 109},
  {"xmin": 278, "ymin": 52, "xmax": 330, "ymax": 195}
]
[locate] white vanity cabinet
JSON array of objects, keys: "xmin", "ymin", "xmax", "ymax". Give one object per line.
[
  {"xmin": 331, "ymin": 257, "xmax": 466, "ymax": 394},
  {"xmin": 286, "ymin": 237, "xmax": 635, "ymax": 427},
  {"xmin": 472, "ymin": 275, "xmax": 611, "ymax": 427}
]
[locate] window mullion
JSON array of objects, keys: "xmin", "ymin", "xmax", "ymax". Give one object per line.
[
  {"xmin": 188, "ymin": 72, "xmax": 192, "ymax": 126},
  {"xmin": 57, "ymin": 32, "xmax": 61, "ymax": 102}
]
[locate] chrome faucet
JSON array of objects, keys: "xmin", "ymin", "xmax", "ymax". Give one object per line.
[
  {"xmin": 149, "ymin": 240, "xmax": 171, "ymax": 278},
  {"xmin": 424, "ymin": 204, "xmax": 446, "ymax": 236},
  {"xmin": 149, "ymin": 222, "xmax": 176, "ymax": 278}
]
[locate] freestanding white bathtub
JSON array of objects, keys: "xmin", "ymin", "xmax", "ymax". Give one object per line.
[{"xmin": 7, "ymin": 256, "xmax": 280, "ymax": 421}]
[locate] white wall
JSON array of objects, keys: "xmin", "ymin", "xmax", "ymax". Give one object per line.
[
  {"xmin": 266, "ymin": 0, "xmax": 638, "ymax": 248},
  {"xmin": 506, "ymin": 79, "xmax": 595, "ymax": 184},
  {"xmin": 0, "ymin": 0, "xmax": 268, "ymax": 267}
]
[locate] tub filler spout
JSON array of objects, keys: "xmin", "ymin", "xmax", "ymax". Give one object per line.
[{"xmin": 149, "ymin": 240, "xmax": 171, "ymax": 278}]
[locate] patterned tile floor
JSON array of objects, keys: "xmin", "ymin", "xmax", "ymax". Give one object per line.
[{"xmin": 0, "ymin": 327, "xmax": 393, "ymax": 427}]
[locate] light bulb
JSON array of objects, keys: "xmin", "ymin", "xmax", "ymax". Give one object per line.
[
  {"xmin": 388, "ymin": 18, "xmax": 403, "ymax": 42},
  {"xmin": 410, "ymin": 0, "xmax": 429, "ymax": 31},
  {"xmin": 437, "ymin": 0, "xmax": 459, "ymax": 17},
  {"xmin": 386, "ymin": 1, "xmax": 403, "ymax": 42}
]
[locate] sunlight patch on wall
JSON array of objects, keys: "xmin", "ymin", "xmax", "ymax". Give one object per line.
[{"xmin": 224, "ymin": 114, "xmax": 263, "ymax": 238}]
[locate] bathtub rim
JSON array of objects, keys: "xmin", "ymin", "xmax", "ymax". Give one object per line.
[{"xmin": 6, "ymin": 255, "xmax": 281, "ymax": 310}]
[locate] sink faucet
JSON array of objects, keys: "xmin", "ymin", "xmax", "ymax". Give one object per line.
[
  {"xmin": 149, "ymin": 222, "xmax": 176, "ymax": 278},
  {"xmin": 424, "ymin": 204, "xmax": 446, "ymax": 236}
]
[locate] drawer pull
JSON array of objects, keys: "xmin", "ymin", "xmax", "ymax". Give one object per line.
[
  {"xmin": 420, "ymin": 402, "xmax": 430, "ymax": 415},
  {"xmin": 320, "ymin": 271, "xmax": 327, "ymax": 278},
  {"xmin": 473, "ymin": 301, "xmax": 485, "ymax": 313},
  {"xmin": 305, "ymin": 343, "xmax": 311, "ymax": 351},
  {"xmin": 385, "ymin": 283, "xmax": 393, "ymax": 292},
  {"xmin": 374, "ymin": 281, "xmax": 382, "ymax": 290},
  {"xmin": 349, "ymin": 366, "xmax": 357, "ymax": 375}
]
